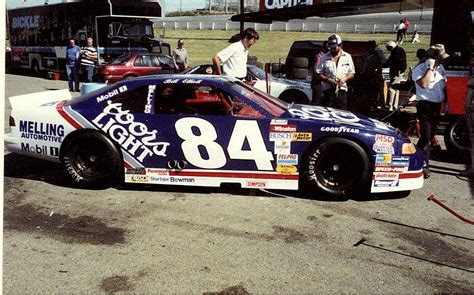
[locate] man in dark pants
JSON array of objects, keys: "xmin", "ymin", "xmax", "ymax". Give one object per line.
[
  {"xmin": 315, "ymin": 34, "xmax": 355, "ymax": 110},
  {"xmin": 412, "ymin": 44, "xmax": 449, "ymax": 178},
  {"xmin": 384, "ymin": 41, "xmax": 407, "ymax": 111},
  {"xmin": 66, "ymin": 38, "xmax": 81, "ymax": 92}
]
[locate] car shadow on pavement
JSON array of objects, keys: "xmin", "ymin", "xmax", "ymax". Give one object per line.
[{"xmin": 4, "ymin": 153, "xmax": 412, "ymax": 201}]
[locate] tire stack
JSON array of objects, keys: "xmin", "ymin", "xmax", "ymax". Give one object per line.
[{"xmin": 285, "ymin": 57, "xmax": 309, "ymax": 80}]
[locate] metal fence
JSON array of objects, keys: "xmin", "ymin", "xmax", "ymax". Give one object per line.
[{"xmin": 155, "ymin": 20, "xmax": 431, "ymax": 34}]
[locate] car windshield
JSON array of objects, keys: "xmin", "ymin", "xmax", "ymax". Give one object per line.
[
  {"xmin": 121, "ymin": 23, "xmax": 153, "ymax": 37},
  {"xmin": 111, "ymin": 54, "xmax": 132, "ymax": 65},
  {"xmin": 247, "ymin": 65, "xmax": 266, "ymax": 80},
  {"xmin": 227, "ymin": 80, "xmax": 287, "ymax": 117}
]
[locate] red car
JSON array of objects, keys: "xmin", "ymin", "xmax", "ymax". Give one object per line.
[{"xmin": 98, "ymin": 53, "xmax": 176, "ymax": 83}]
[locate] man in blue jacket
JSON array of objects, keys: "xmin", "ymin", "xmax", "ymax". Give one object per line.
[{"xmin": 66, "ymin": 38, "xmax": 81, "ymax": 92}]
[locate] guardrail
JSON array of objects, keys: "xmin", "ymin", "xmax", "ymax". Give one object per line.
[{"xmin": 155, "ymin": 20, "xmax": 431, "ymax": 34}]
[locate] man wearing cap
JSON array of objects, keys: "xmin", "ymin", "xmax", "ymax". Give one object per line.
[
  {"xmin": 412, "ymin": 44, "xmax": 449, "ymax": 178},
  {"xmin": 384, "ymin": 41, "xmax": 407, "ymax": 111},
  {"xmin": 172, "ymin": 39, "xmax": 188, "ymax": 72},
  {"xmin": 315, "ymin": 34, "xmax": 355, "ymax": 110},
  {"xmin": 212, "ymin": 27, "xmax": 259, "ymax": 80}
]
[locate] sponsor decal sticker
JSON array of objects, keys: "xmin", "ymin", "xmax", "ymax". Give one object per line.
[
  {"xmin": 374, "ymin": 166, "xmax": 406, "ymax": 173},
  {"xmin": 276, "ymin": 154, "xmax": 298, "ymax": 165},
  {"xmin": 126, "ymin": 167, "xmax": 146, "ymax": 175},
  {"xmin": 276, "ymin": 164, "xmax": 297, "ymax": 175},
  {"xmin": 269, "ymin": 132, "xmax": 293, "ymax": 141},
  {"xmin": 274, "ymin": 140, "xmax": 291, "ymax": 154},
  {"xmin": 145, "ymin": 85, "xmax": 156, "ymax": 114},
  {"xmin": 19, "ymin": 120, "xmax": 64, "ymax": 142},
  {"xmin": 291, "ymin": 132, "xmax": 312, "ymax": 141},
  {"xmin": 375, "ymin": 134, "xmax": 395, "ymax": 143},
  {"xmin": 96, "ymin": 86, "xmax": 127, "ymax": 103},
  {"xmin": 374, "ymin": 180, "xmax": 399, "ymax": 187},
  {"xmin": 269, "ymin": 125, "xmax": 297, "ymax": 132},
  {"xmin": 270, "ymin": 119, "xmax": 288, "ymax": 125},
  {"xmin": 375, "ymin": 154, "xmax": 392, "ymax": 166},
  {"xmin": 146, "ymin": 168, "xmax": 169, "ymax": 176},
  {"xmin": 130, "ymin": 175, "xmax": 149, "ymax": 183},
  {"xmin": 373, "ymin": 172, "xmax": 399, "ymax": 180},
  {"xmin": 320, "ymin": 126, "xmax": 359, "ymax": 134},
  {"xmin": 373, "ymin": 143, "xmax": 395, "ymax": 154},
  {"xmin": 164, "ymin": 78, "xmax": 202, "ymax": 84},
  {"xmin": 246, "ymin": 181, "xmax": 267, "ymax": 188},
  {"xmin": 92, "ymin": 101, "xmax": 170, "ymax": 162},
  {"xmin": 21, "ymin": 143, "xmax": 59, "ymax": 156}
]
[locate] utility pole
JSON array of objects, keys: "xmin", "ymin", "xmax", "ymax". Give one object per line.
[
  {"xmin": 209, "ymin": 0, "xmax": 212, "ymax": 13},
  {"xmin": 225, "ymin": 0, "xmax": 228, "ymax": 13}
]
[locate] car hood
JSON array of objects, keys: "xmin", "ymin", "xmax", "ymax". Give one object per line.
[
  {"xmin": 272, "ymin": 76, "xmax": 310, "ymax": 87},
  {"xmin": 281, "ymin": 104, "xmax": 399, "ymax": 135}
]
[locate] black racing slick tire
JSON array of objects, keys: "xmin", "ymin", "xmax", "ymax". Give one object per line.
[
  {"xmin": 61, "ymin": 131, "xmax": 123, "ymax": 187},
  {"xmin": 286, "ymin": 68, "xmax": 309, "ymax": 80},
  {"xmin": 444, "ymin": 116, "xmax": 470, "ymax": 155},
  {"xmin": 301, "ymin": 138, "xmax": 371, "ymax": 199},
  {"xmin": 285, "ymin": 57, "xmax": 308, "ymax": 68}
]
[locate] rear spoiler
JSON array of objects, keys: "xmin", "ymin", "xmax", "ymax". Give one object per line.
[{"xmin": 9, "ymin": 89, "xmax": 72, "ymax": 109}]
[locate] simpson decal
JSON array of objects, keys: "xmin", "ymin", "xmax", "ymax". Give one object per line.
[
  {"xmin": 92, "ymin": 101, "xmax": 170, "ymax": 162},
  {"xmin": 246, "ymin": 181, "xmax": 267, "ymax": 188}
]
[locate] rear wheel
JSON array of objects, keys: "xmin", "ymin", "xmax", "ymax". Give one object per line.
[
  {"xmin": 61, "ymin": 131, "xmax": 123, "ymax": 187},
  {"xmin": 301, "ymin": 138, "xmax": 371, "ymax": 199}
]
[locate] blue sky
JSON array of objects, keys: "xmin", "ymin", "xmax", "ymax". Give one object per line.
[{"xmin": 6, "ymin": 0, "xmax": 206, "ymax": 13}]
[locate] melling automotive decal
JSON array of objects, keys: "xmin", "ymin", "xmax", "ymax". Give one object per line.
[
  {"xmin": 92, "ymin": 101, "xmax": 170, "ymax": 162},
  {"xmin": 19, "ymin": 120, "xmax": 64, "ymax": 142}
]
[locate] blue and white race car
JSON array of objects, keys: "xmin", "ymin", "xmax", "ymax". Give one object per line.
[{"xmin": 5, "ymin": 75, "xmax": 424, "ymax": 198}]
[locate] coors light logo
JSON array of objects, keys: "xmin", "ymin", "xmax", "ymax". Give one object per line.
[{"xmin": 259, "ymin": 0, "xmax": 313, "ymax": 11}]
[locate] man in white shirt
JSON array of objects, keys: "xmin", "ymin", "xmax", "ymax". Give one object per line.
[
  {"xmin": 412, "ymin": 44, "xmax": 449, "ymax": 178},
  {"xmin": 315, "ymin": 34, "xmax": 355, "ymax": 110},
  {"xmin": 212, "ymin": 28, "xmax": 259, "ymax": 80}
]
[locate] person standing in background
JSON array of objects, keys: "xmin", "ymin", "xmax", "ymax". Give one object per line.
[
  {"xmin": 384, "ymin": 41, "xmax": 407, "ymax": 111},
  {"xmin": 310, "ymin": 41, "xmax": 328, "ymax": 105},
  {"xmin": 212, "ymin": 27, "xmax": 259, "ymax": 80},
  {"xmin": 396, "ymin": 20, "xmax": 405, "ymax": 44},
  {"xmin": 66, "ymin": 38, "xmax": 81, "ymax": 92},
  {"xmin": 315, "ymin": 34, "xmax": 355, "ymax": 110},
  {"xmin": 80, "ymin": 37, "xmax": 98, "ymax": 83},
  {"xmin": 412, "ymin": 44, "xmax": 449, "ymax": 179},
  {"xmin": 359, "ymin": 40, "xmax": 384, "ymax": 113},
  {"xmin": 403, "ymin": 18, "xmax": 410, "ymax": 42},
  {"xmin": 172, "ymin": 39, "xmax": 188, "ymax": 72}
]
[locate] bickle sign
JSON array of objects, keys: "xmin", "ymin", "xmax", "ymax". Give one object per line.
[{"xmin": 259, "ymin": 0, "xmax": 316, "ymax": 11}]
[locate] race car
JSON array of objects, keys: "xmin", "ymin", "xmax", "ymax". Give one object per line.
[
  {"xmin": 5, "ymin": 75, "xmax": 424, "ymax": 199},
  {"xmin": 184, "ymin": 64, "xmax": 312, "ymax": 104}
]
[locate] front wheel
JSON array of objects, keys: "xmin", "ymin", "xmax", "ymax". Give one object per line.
[
  {"xmin": 61, "ymin": 131, "xmax": 123, "ymax": 187},
  {"xmin": 301, "ymin": 138, "xmax": 371, "ymax": 199}
]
